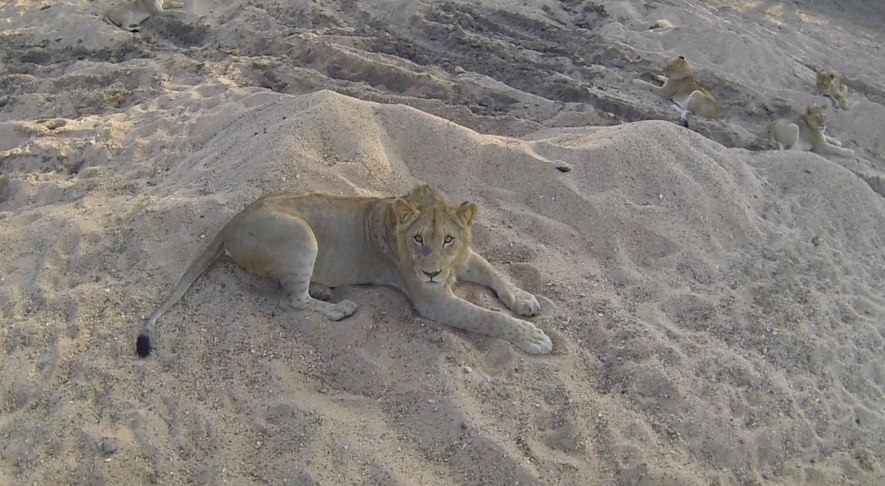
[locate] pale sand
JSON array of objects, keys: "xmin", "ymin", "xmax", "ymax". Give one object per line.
[{"xmin": 1, "ymin": 1, "xmax": 883, "ymax": 484}]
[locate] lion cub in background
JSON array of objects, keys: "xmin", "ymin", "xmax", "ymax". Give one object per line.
[
  {"xmin": 816, "ymin": 70, "xmax": 849, "ymax": 109},
  {"xmin": 770, "ymin": 105, "xmax": 854, "ymax": 157},
  {"xmin": 635, "ymin": 55, "xmax": 721, "ymax": 122},
  {"xmin": 104, "ymin": 0, "xmax": 183, "ymax": 32}
]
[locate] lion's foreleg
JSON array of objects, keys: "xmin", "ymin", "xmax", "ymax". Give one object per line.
[
  {"xmin": 632, "ymin": 77, "xmax": 668, "ymax": 97},
  {"xmin": 459, "ymin": 250, "xmax": 540, "ymax": 317},
  {"xmin": 823, "ymin": 132, "xmax": 843, "ymax": 146},
  {"xmin": 412, "ymin": 290, "xmax": 551, "ymax": 354},
  {"xmin": 812, "ymin": 134, "xmax": 854, "ymax": 157},
  {"xmin": 817, "ymin": 142, "xmax": 854, "ymax": 157}
]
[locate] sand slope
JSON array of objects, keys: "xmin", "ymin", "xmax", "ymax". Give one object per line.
[{"xmin": 1, "ymin": 1, "xmax": 884, "ymax": 484}]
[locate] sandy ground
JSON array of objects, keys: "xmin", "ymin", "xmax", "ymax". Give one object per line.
[{"xmin": 1, "ymin": 0, "xmax": 883, "ymax": 484}]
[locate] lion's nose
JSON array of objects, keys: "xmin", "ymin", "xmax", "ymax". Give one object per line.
[{"xmin": 423, "ymin": 270, "xmax": 441, "ymax": 279}]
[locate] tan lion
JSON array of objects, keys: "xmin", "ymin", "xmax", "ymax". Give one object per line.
[
  {"xmin": 769, "ymin": 105, "xmax": 854, "ymax": 157},
  {"xmin": 634, "ymin": 55, "xmax": 721, "ymax": 122},
  {"xmin": 816, "ymin": 70, "xmax": 849, "ymax": 109},
  {"xmin": 136, "ymin": 185, "xmax": 553, "ymax": 357},
  {"xmin": 104, "ymin": 0, "xmax": 183, "ymax": 32}
]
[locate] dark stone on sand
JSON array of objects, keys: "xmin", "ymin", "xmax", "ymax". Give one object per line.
[{"xmin": 99, "ymin": 438, "xmax": 117, "ymax": 455}]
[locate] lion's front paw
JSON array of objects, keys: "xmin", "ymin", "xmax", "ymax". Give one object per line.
[
  {"xmin": 501, "ymin": 288, "xmax": 541, "ymax": 317},
  {"xmin": 324, "ymin": 299, "xmax": 358, "ymax": 321},
  {"xmin": 513, "ymin": 323, "xmax": 552, "ymax": 355}
]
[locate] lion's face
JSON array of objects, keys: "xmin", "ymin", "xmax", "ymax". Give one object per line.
[
  {"xmin": 817, "ymin": 71, "xmax": 835, "ymax": 89},
  {"xmin": 664, "ymin": 56, "xmax": 693, "ymax": 79},
  {"xmin": 392, "ymin": 186, "xmax": 476, "ymax": 286},
  {"xmin": 804, "ymin": 105, "xmax": 828, "ymax": 130}
]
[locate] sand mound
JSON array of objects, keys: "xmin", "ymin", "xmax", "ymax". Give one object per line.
[
  {"xmin": 2, "ymin": 88, "xmax": 883, "ymax": 483},
  {"xmin": 2, "ymin": 0, "xmax": 884, "ymax": 484}
]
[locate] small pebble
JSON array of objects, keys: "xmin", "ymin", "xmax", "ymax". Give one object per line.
[
  {"xmin": 462, "ymin": 365, "xmax": 473, "ymax": 374},
  {"xmin": 811, "ymin": 236, "xmax": 820, "ymax": 246},
  {"xmin": 99, "ymin": 438, "xmax": 117, "ymax": 456}
]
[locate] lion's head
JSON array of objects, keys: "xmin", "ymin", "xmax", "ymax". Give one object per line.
[
  {"xmin": 803, "ymin": 105, "xmax": 828, "ymax": 130},
  {"xmin": 390, "ymin": 185, "xmax": 476, "ymax": 286},
  {"xmin": 817, "ymin": 70, "xmax": 836, "ymax": 90},
  {"xmin": 664, "ymin": 55, "xmax": 694, "ymax": 80}
]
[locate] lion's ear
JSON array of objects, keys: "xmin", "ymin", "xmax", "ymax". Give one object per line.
[
  {"xmin": 393, "ymin": 198, "xmax": 420, "ymax": 225},
  {"xmin": 455, "ymin": 201, "xmax": 478, "ymax": 226}
]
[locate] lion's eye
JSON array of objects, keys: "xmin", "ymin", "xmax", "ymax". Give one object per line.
[
  {"xmin": 444, "ymin": 235, "xmax": 454, "ymax": 244},
  {"xmin": 413, "ymin": 235, "xmax": 423, "ymax": 244}
]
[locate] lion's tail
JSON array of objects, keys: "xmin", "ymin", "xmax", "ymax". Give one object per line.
[{"xmin": 136, "ymin": 230, "xmax": 226, "ymax": 357}]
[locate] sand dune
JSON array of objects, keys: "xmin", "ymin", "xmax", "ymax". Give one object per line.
[{"xmin": 1, "ymin": 1, "xmax": 883, "ymax": 484}]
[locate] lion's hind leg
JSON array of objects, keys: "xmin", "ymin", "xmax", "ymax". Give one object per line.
[
  {"xmin": 686, "ymin": 90, "xmax": 719, "ymax": 118},
  {"xmin": 770, "ymin": 119, "xmax": 799, "ymax": 150},
  {"xmin": 225, "ymin": 205, "xmax": 357, "ymax": 322}
]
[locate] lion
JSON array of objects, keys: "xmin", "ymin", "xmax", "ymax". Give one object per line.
[
  {"xmin": 816, "ymin": 70, "xmax": 849, "ymax": 109},
  {"xmin": 103, "ymin": 0, "xmax": 183, "ymax": 32},
  {"xmin": 135, "ymin": 185, "xmax": 553, "ymax": 357},
  {"xmin": 634, "ymin": 55, "xmax": 721, "ymax": 123},
  {"xmin": 769, "ymin": 105, "xmax": 854, "ymax": 157}
]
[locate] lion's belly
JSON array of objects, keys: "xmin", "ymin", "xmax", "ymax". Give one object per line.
[
  {"xmin": 293, "ymin": 201, "xmax": 392, "ymax": 287},
  {"xmin": 311, "ymin": 244, "xmax": 386, "ymax": 287}
]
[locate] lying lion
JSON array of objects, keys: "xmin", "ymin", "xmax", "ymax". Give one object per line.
[
  {"xmin": 769, "ymin": 105, "xmax": 854, "ymax": 157},
  {"xmin": 816, "ymin": 70, "xmax": 849, "ymax": 109},
  {"xmin": 103, "ymin": 0, "xmax": 183, "ymax": 32},
  {"xmin": 634, "ymin": 55, "xmax": 721, "ymax": 123},
  {"xmin": 136, "ymin": 185, "xmax": 553, "ymax": 357}
]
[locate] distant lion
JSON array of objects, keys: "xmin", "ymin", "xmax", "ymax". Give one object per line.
[
  {"xmin": 769, "ymin": 105, "xmax": 854, "ymax": 157},
  {"xmin": 103, "ymin": 0, "xmax": 183, "ymax": 32},
  {"xmin": 634, "ymin": 55, "xmax": 721, "ymax": 122},
  {"xmin": 136, "ymin": 185, "xmax": 553, "ymax": 357},
  {"xmin": 816, "ymin": 70, "xmax": 849, "ymax": 109}
]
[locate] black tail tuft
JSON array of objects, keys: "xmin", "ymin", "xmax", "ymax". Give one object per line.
[{"xmin": 136, "ymin": 333, "xmax": 152, "ymax": 357}]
